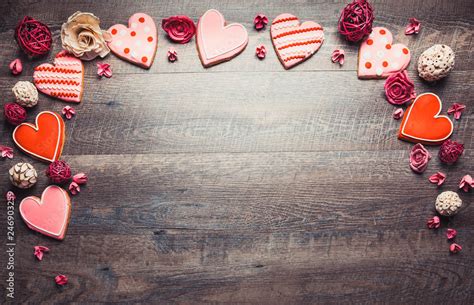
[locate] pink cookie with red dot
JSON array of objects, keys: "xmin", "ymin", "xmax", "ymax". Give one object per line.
[
  {"xmin": 358, "ymin": 27, "xmax": 410, "ymax": 79},
  {"xmin": 107, "ymin": 13, "xmax": 157, "ymax": 69}
]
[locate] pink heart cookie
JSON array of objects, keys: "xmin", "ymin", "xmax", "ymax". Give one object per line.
[
  {"xmin": 270, "ymin": 14, "xmax": 324, "ymax": 69},
  {"xmin": 358, "ymin": 27, "xmax": 411, "ymax": 78},
  {"xmin": 19, "ymin": 185, "xmax": 71, "ymax": 240},
  {"xmin": 108, "ymin": 13, "xmax": 157, "ymax": 69},
  {"xmin": 33, "ymin": 51, "xmax": 84, "ymax": 103},
  {"xmin": 196, "ymin": 9, "xmax": 248, "ymax": 67}
]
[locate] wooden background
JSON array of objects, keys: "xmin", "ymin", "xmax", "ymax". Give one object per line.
[{"xmin": 0, "ymin": 0, "xmax": 473, "ymax": 303}]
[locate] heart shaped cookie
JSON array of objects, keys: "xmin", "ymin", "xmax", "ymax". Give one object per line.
[
  {"xmin": 358, "ymin": 27, "xmax": 411, "ymax": 78},
  {"xmin": 20, "ymin": 185, "xmax": 71, "ymax": 240},
  {"xmin": 13, "ymin": 111, "xmax": 65, "ymax": 163},
  {"xmin": 197, "ymin": 9, "xmax": 248, "ymax": 67},
  {"xmin": 33, "ymin": 51, "xmax": 84, "ymax": 103},
  {"xmin": 399, "ymin": 93, "xmax": 453, "ymax": 145},
  {"xmin": 108, "ymin": 13, "xmax": 157, "ymax": 69},
  {"xmin": 271, "ymin": 14, "xmax": 324, "ymax": 69}
]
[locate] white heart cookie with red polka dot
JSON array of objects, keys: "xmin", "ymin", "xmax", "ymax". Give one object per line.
[
  {"xmin": 358, "ymin": 27, "xmax": 411, "ymax": 79},
  {"xmin": 107, "ymin": 13, "xmax": 157, "ymax": 69}
]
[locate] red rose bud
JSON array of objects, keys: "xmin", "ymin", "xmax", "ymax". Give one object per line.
[
  {"xmin": 162, "ymin": 15, "xmax": 196, "ymax": 44},
  {"xmin": 438, "ymin": 140, "xmax": 464, "ymax": 164}
]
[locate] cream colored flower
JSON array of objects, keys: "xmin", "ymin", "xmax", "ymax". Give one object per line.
[{"xmin": 61, "ymin": 11, "xmax": 112, "ymax": 61}]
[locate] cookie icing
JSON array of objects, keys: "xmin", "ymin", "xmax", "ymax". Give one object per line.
[
  {"xmin": 358, "ymin": 27, "xmax": 411, "ymax": 78},
  {"xmin": 270, "ymin": 14, "xmax": 324, "ymax": 69},
  {"xmin": 33, "ymin": 51, "xmax": 84, "ymax": 103},
  {"xmin": 107, "ymin": 13, "xmax": 157, "ymax": 69}
]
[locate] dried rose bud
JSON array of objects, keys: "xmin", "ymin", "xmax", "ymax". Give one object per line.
[
  {"xmin": 446, "ymin": 228, "xmax": 457, "ymax": 240},
  {"xmin": 449, "ymin": 243, "xmax": 462, "ymax": 254},
  {"xmin": 73, "ymin": 173, "xmax": 88, "ymax": 184},
  {"xmin": 427, "ymin": 216, "xmax": 440, "ymax": 229},
  {"xmin": 55, "ymin": 274, "xmax": 68, "ymax": 286}
]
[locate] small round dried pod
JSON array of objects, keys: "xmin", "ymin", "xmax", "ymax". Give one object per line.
[
  {"xmin": 9, "ymin": 162, "xmax": 38, "ymax": 189},
  {"xmin": 417, "ymin": 44, "xmax": 455, "ymax": 82},
  {"xmin": 435, "ymin": 191, "xmax": 462, "ymax": 216},
  {"xmin": 12, "ymin": 81, "xmax": 38, "ymax": 107}
]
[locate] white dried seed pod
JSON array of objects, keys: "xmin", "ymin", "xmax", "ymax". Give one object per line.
[
  {"xmin": 12, "ymin": 81, "xmax": 39, "ymax": 108},
  {"xmin": 417, "ymin": 44, "xmax": 455, "ymax": 82},
  {"xmin": 435, "ymin": 191, "xmax": 462, "ymax": 216},
  {"xmin": 9, "ymin": 162, "xmax": 38, "ymax": 189}
]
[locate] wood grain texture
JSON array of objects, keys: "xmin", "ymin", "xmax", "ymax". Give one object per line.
[{"xmin": 0, "ymin": 0, "xmax": 473, "ymax": 304}]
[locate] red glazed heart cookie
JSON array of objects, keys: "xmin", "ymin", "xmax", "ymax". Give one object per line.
[
  {"xmin": 270, "ymin": 13, "xmax": 324, "ymax": 69},
  {"xmin": 358, "ymin": 27, "xmax": 411, "ymax": 78},
  {"xmin": 108, "ymin": 13, "xmax": 157, "ymax": 69},
  {"xmin": 196, "ymin": 9, "xmax": 248, "ymax": 67},
  {"xmin": 398, "ymin": 93, "xmax": 453, "ymax": 145},
  {"xmin": 13, "ymin": 111, "xmax": 65, "ymax": 163},
  {"xmin": 20, "ymin": 185, "xmax": 71, "ymax": 240},
  {"xmin": 33, "ymin": 51, "xmax": 84, "ymax": 103}
]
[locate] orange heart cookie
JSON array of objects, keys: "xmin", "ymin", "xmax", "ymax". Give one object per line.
[
  {"xmin": 398, "ymin": 93, "xmax": 453, "ymax": 145},
  {"xmin": 13, "ymin": 111, "xmax": 65, "ymax": 162}
]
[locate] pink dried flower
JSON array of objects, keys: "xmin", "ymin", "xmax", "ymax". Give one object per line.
[
  {"xmin": 384, "ymin": 70, "xmax": 416, "ymax": 105},
  {"xmin": 449, "ymin": 243, "xmax": 462, "ymax": 254},
  {"xmin": 68, "ymin": 182, "xmax": 80, "ymax": 195},
  {"xmin": 447, "ymin": 103, "xmax": 466, "ymax": 120},
  {"xmin": 6, "ymin": 191, "xmax": 16, "ymax": 201},
  {"xmin": 167, "ymin": 47, "xmax": 177, "ymax": 62},
  {"xmin": 439, "ymin": 140, "xmax": 464, "ymax": 164},
  {"xmin": 331, "ymin": 49, "xmax": 345, "ymax": 65},
  {"xmin": 405, "ymin": 18, "xmax": 421, "ymax": 35},
  {"xmin": 409, "ymin": 144, "xmax": 431, "ymax": 174},
  {"xmin": 254, "ymin": 14, "xmax": 268, "ymax": 30},
  {"xmin": 446, "ymin": 228, "xmax": 457, "ymax": 240},
  {"xmin": 429, "ymin": 172, "xmax": 446, "ymax": 187},
  {"xmin": 392, "ymin": 108, "xmax": 404, "ymax": 120},
  {"xmin": 73, "ymin": 173, "xmax": 88, "ymax": 185},
  {"xmin": 256, "ymin": 45, "xmax": 266, "ymax": 59},
  {"xmin": 34, "ymin": 246, "xmax": 49, "ymax": 261},
  {"xmin": 427, "ymin": 216, "xmax": 440, "ymax": 229},
  {"xmin": 55, "ymin": 274, "xmax": 68, "ymax": 286},
  {"xmin": 62, "ymin": 106, "xmax": 76, "ymax": 120},
  {"xmin": 162, "ymin": 16, "xmax": 196, "ymax": 44},
  {"xmin": 459, "ymin": 175, "xmax": 473, "ymax": 192},
  {"xmin": 9, "ymin": 58, "xmax": 23, "ymax": 75},
  {"xmin": 97, "ymin": 62, "xmax": 112, "ymax": 78},
  {"xmin": 0, "ymin": 145, "xmax": 14, "ymax": 159}
]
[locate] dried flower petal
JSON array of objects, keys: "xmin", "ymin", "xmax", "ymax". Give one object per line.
[
  {"xmin": 405, "ymin": 18, "xmax": 421, "ymax": 35},
  {"xmin": 55, "ymin": 274, "xmax": 68, "ymax": 286},
  {"xmin": 0, "ymin": 145, "xmax": 14, "ymax": 159},
  {"xmin": 449, "ymin": 243, "xmax": 462, "ymax": 254},
  {"xmin": 427, "ymin": 216, "xmax": 440, "ymax": 229},
  {"xmin": 254, "ymin": 14, "xmax": 268, "ymax": 30},
  {"xmin": 446, "ymin": 228, "xmax": 457, "ymax": 240},
  {"xmin": 34, "ymin": 245, "xmax": 49, "ymax": 261},
  {"xmin": 459, "ymin": 175, "xmax": 473, "ymax": 192},
  {"xmin": 429, "ymin": 172, "xmax": 446, "ymax": 187},
  {"xmin": 62, "ymin": 106, "xmax": 76, "ymax": 120},
  {"xmin": 69, "ymin": 182, "xmax": 80, "ymax": 195},
  {"xmin": 392, "ymin": 108, "xmax": 404, "ymax": 120},
  {"xmin": 447, "ymin": 103, "xmax": 466, "ymax": 120},
  {"xmin": 73, "ymin": 173, "xmax": 88, "ymax": 185},
  {"xmin": 167, "ymin": 47, "xmax": 178, "ymax": 62},
  {"xmin": 256, "ymin": 45, "xmax": 266, "ymax": 59},
  {"xmin": 9, "ymin": 58, "xmax": 23, "ymax": 75},
  {"xmin": 97, "ymin": 62, "xmax": 112, "ymax": 78},
  {"xmin": 6, "ymin": 191, "xmax": 16, "ymax": 201},
  {"xmin": 331, "ymin": 49, "xmax": 345, "ymax": 65},
  {"xmin": 409, "ymin": 143, "xmax": 431, "ymax": 174}
]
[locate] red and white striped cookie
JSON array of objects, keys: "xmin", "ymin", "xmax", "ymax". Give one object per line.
[
  {"xmin": 270, "ymin": 14, "xmax": 324, "ymax": 69},
  {"xmin": 33, "ymin": 51, "xmax": 84, "ymax": 103}
]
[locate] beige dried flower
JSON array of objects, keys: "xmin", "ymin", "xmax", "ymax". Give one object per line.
[
  {"xmin": 12, "ymin": 81, "xmax": 38, "ymax": 108},
  {"xmin": 61, "ymin": 11, "xmax": 112, "ymax": 61},
  {"xmin": 435, "ymin": 191, "xmax": 462, "ymax": 216}
]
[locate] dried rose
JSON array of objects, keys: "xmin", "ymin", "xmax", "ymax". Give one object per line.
[
  {"xmin": 34, "ymin": 246, "xmax": 49, "ymax": 261},
  {"xmin": 331, "ymin": 49, "xmax": 345, "ymax": 65},
  {"xmin": 428, "ymin": 172, "xmax": 446, "ymax": 187},
  {"xmin": 9, "ymin": 58, "xmax": 22, "ymax": 75},
  {"xmin": 459, "ymin": 175, "xmax": 473, "ymax": 192},
  {"xmin": 384, "ymin": 70, "xmax": 416, "ymax": 105},
  {"xmin": 446, "ymin": 228, "xmax": 457, "ymax": 240},
  {"xmin": 409, "ymin": 144, "xmax": 431, "ymax": 174},
  {"xmin": 438, "ymin": 140, "xmax": 464, "ymax": 164},
  {"xmin": 449, "ymin": 243, "xmax": 462, "ymax": 254},
  {"xmin": 256, "ymin": 45, "xmax": 266, "ymax": 59},
  {"xmin": 162, "ymin": 16, "xmax": 196, "ymax": 44},
  {"xmin": 55, "ymin": 274, "xmax": 68, "ymax": 286},
  {"xmin": 427, "ymin": 216, "xmax": 440, "ymax": 229},
  {"xmin": 405, "ymin": 18, "xmax": 421, "ymax": 35},
  {"xmin": 61, "ymin": 11, "xmax": 111, "ymax": 60},
  {"xmin": 254, "ymin": 14, "xmax": 268, "ymax": 30}
]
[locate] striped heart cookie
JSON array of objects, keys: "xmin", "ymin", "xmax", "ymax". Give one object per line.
[
  {"xmin": 33, "ymin": 51, "xmax": 84, "ymax": 103},
  {"xmin": 271, "ymin": 14, "xmax": 324, "ymax": 69},
  {"xmin": 107, "ymin": 13, "xmax": 158, "ymax": 69}
]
